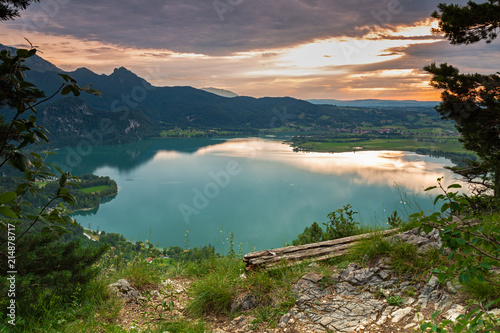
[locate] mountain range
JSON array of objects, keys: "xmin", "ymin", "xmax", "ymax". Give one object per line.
[
  {"xmin": 307, "ymin": 99, "xmax": 439, "ymax": 108},
  {"xmin": 1, "ymin": 44, "xmax": 441, "ymax": 146}
]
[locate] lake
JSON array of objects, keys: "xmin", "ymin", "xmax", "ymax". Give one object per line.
[{"xmin": 48, "ymin": 136, "xmax": 461, "ymax": 252}]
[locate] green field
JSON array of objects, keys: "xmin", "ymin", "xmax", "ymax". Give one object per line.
[
  {"xmin": 293, "ymin": 137, "xmax": 466, "ymax": 153},
  {"xmin": 80, "ymin": 185, "xmax": 111, "ymax": 194}
]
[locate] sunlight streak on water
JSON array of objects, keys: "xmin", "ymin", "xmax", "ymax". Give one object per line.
[{"xmin": 159, "ymin": 138, "xmax": 462, "ymax": 192}]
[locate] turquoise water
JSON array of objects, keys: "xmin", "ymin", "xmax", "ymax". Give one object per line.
[{"xmin": 48, "ymin": 137, "xmax": 460, "ymax": 252}]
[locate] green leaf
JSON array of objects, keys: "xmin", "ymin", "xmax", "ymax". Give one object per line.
[
  {"xmin": 425, "ymin": 186, "xmax": 437, "ymax": 191},
  {"xmin": 449, "ymin": 202, "xmax": 461, "ymax": 212},
  {"xmin": 420, "ymin": 323, "xmax": 431, "ymax": 330},
  {"xmin": 58, "ymin": 73, "xmax": 77, "ymax": 83},
  {"xmin": 71, "ymin": 87, "xmax": 81, "ymax": 97},
  {"xmin": 61, "ymin": 85, "xmax": 73, "ymax": 95},
  {"xmin": 10, "ymin": 152, "xmax": 31, "ymax": 172},
  {"xmin": 34, "ymin": 129, "xmax": 49, "ymax": 143},
  {"xmin": 0, "ymin": 206, "xmax": 18, "ymax": 219},
  {"xmin": 480, "ymin": 262, "xmax": 491, "ymax": 269},
  {"xmin": 447, "ymin": 184, "xmax": 462, "ymax": 189},
  {"xmin": 59, "ymin": 172, "xmax": 68, "ymax": 187},
  {"xmin": 16, "ymin": 48, "xmax": 30, "ymax": 58},
  {"xmin": 52, "ymin": 164, "xmax": 64, "ymax": 175},
  {"xmin": 27, "ymin": 48, "xmax": 37, "ymax": 57},
  {"xmin": 0, "ymin": 191, "xmax": 17, "ymax": 204},
  {"xmin": 434, "ymin": 194, "xmax": 445, "ymax": 205},
  {"xmin": 431, "ymin": 310, "xmax": 441, "ymax": 320},
  {"xmin": 423, "ymin": 225, "xmax": 434, "ymax": 234},
  {"xmin": 440, "ymin": 203, "xmax": 450, "ymax": 213}
]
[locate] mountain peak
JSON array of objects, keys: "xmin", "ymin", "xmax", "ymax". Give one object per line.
[
  {"xmin": 109, "ymin": 67, "xmax": 153, "ymax": 89},
  {"xmin": 112, "ymin": 67, "xmax": 135, "ymax": 75},
  {"xmin": 74, "ymin": 67, "xmax": 94, "ymax": 74}
]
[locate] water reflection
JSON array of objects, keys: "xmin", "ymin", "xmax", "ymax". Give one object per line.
[
  {"xmin": 182, "ymin": 138, "xmax": 460, "ymax": 192},
  {"xmin": 57, "ymin": 137, "xmax": 463, "ymax": 251}
]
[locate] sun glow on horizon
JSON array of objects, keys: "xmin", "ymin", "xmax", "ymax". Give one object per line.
[{"xmin": 0, "ymin": 19, "xmax": 444, "ymax": 100}]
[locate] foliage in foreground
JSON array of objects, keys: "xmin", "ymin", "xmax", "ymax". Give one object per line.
[
  {"xmin": 292, "ymin": 204, "xmax": 361, "ymax": 245},
  {"xmin": 0, "ymin": 45, "xmax": 106, "ymax": 332},
  {"xmin": 426, "ymin": 0, "xmax": 500, "ymax": 199},
  {"xmin": 414, "ymin": 180, "xmax": 500, "ymax": 332}
]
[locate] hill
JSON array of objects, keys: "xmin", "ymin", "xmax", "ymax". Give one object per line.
[
  {"xmin": 2, "ymin": 45, "xmax": 445, "ymax": 146},
  {"xmin": 308, "ymin": 99, "xmax": 439, "ymax": 108}
]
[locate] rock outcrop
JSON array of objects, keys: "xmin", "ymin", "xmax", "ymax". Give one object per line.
[
  {"xmin": 224, "ymin": 227, "xmax": 469, "ymax": 332},
  {"xmin": 108, "ymin": 279, "xmax": 142, "ymax": 303}
]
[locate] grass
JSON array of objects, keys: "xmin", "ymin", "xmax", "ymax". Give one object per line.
[
  {"xmin": 242, "ymin": 263, "xmax": 309, "ymax": 327},
  {"xmin": 347, "ymin": 223, "xmax": 446, "ymax": 281},
  {"xmin": 10, "ymin": 204, "xmax": 499, "ymax": 332},
  {"xmin": 294, "ymin": 136, "xmax": 466, "ymax": 153},
  {"xmin": 80, "ymin": 185, "xmax": 111, "ymax": 193},
  {"xmin": 181, "ymin": 254, "xmax": 309, "ymax": 328},
  {"xmin": 185, "ymin": 257, "xmax": 243, "ymax": 316},
  {"xmin": 461, "ymin": 276, "xmax": 500, "ymax": 303}
]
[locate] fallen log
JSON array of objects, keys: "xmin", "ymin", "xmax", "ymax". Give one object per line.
[{"xmin": 244, "ymin": 229, "xmax": 397, "ymax": 270}]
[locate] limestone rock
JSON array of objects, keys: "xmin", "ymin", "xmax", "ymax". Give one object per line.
[
  {"xmin": 445, "ymin": 304, "xmax": 465, "ymax": 322},
  {"xmin": 391, "ymin": 307, "xmax": 413, "ymax": 323},
  {"xmin": 387, "ymin": 227, "xmax": 442, "ymax": 252},
  {"xmin": 108, "ymin": 279, "xmax": 141, "ymax": 303}
]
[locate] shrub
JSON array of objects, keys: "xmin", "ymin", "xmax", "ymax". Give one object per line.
[
  {"xmin": 292, "ymin": 204, "xmax": 360, "ymax": 245},
  {"xmin": 323, "ymin": 204, "xmax": 359, "ymax": 240}
]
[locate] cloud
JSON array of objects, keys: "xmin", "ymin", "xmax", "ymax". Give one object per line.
[
  {"xmin": 1, "ymin": 0, "xmax": 495, "ymax": 101},
  {"xmin": 5, "ymin": 0, "xmax": 471, "ymax": 56}
]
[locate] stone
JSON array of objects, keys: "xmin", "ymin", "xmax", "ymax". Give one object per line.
[
  {"xmin": 340, "ymin": 263, "xmax": 362, "ymax": 278},
  {"xmin": 302, "ymin": 271, "xmax": 324, "ymax": 283},
  {"xmin": 445, "ymin": 304, "xmax": 465, "ymax": 322},
  {"xmin": 403, "ymin": 297, "xmax": 415, "ymax": 306},
  {"xmin": 378, "ymin": 269, "xmax": 392, "ymax": 280},
  {"xmin": 413, "ymin": 312, "xmax": 423, "ymax": 322},
  {"xmin": 391, "ymin": 307, "xmax": 413, "ymax": 323},
  {"xmin": 488, "ymin": 308, "xmax": 500, "ymax": 319},
  {"xmin": 342, "ymin": 266, "xmax": 378, "ymax": 285},
  {"xmin": 417, "ymin": 275, "xmax": 442, "ymax": 308},
  {"xmin": 108, "ymin": 279, "xmax": 141, "ymax": 303},
  {"xmin": 334, "ymin": 282, "xmax": 358, "ymax": 296},
  {"xmin": 293, "ymin": 272, "xmax": 329, "ymax": 299},
  {"xmin": 377, "ymin": 306, "xmax": 393, "ymax": 326},
  {"xmin": 260, "ymin": 230, "xmax": 468, "ymax": 332},
  {"xmin": 387, "ymin": 227, "xmax": 443, "ymax": 252},
  {"xmin": 404, "ymin": 323, "xmax": 417, "ymax": 330}
]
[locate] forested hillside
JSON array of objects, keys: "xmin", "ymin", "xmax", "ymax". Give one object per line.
[{"xmin": 0, "ymin": 44, "xmax": 449, "ymax": 148}]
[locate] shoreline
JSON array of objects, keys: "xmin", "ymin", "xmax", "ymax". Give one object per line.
[{"xmin": 71, "ymin": 191, "xmax": 118, "ymax": 214}]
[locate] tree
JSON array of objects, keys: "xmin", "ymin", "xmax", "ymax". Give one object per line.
[
  {"xmin": 0, "ymin": 45, "xmax": 106, "ymax": 327},
  {"xmin": 0, "ymin": 0, "xmax": 41, "ymax": 20},
  {"xmin": 431, "ymin": 0, "xmax": 500, "ymax": 45},
  {"xmin": 425, "ymin": 1, "xmax": 500, "ymax": 198},
  {"xmin": 415, "ymin": 181, "xmax": 500, "ymax": 332}
]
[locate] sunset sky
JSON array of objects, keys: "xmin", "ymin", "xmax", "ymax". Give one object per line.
[{"xmin": 1, "ymin": 0, "xmax": 499, "ymax": 101}]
